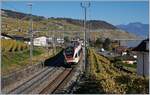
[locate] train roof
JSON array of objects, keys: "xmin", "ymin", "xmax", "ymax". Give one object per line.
[{"xmin": 66, "ymin": 41, "xmax": 81, "ymax": 47}]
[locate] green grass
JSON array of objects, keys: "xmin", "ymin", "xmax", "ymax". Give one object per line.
[
  {"xmin": 121, "ymin": 62, "xmax": 136, "ymax": 68},
  {"xmin": 111, "ymin": 56, "xmax": 137, "ymax": 73},
  {"xmin": 113, "ymin": 58, "xmax": 137, "ymax": 73},
  {"xmin": 2, "ymin": 47, "xmax": 44, "ymax": 72},
  {"xmin": 120, "ymin": 63, "xmax": 136, "ymax": 73},
  {"xmin": 1, "ymin": 39, "xmax": 63, "ymax": 75},
  {"xmin": 2, "ymin": 46, "xmax": 62, "ymax": 75}
]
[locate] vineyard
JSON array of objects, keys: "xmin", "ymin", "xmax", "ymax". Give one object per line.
[
  {"xmin": 1, "ymin": 39, "xmax": 62, "ymax": 75},
  {"xmin": 1, "ymin": 16, "xmax": 81, "ymax": 37},
  {"xmin": 87, "ymin": 48, "xmax": 149, "ymax": 94},
  {"xmin": 1, "ymin": 39, "xmax": 28, "ymax": 52}
]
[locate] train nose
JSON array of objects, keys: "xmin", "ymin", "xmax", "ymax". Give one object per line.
[{"xmin": 68, "ymin": 62, "xmax": 72, "ymax": 64}]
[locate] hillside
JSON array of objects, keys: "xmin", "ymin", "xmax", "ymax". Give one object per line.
[
  {"xmin": 89, "ymin": 30, "xmax": 140, "ymax": 40},
  {"xmin": 1, "ymin": 9, "xmax": 140, "ymax": 40},
  {"xmin": 57, "ymin": 18, "xmax": 117, "ymax": 29},
  {"xmin": 1, "ymin": 9, "xmax": 45, "ymax": 21},
  {"xmin": 116, "ymin": 22, "xmax": 149, "ymax": 38}
]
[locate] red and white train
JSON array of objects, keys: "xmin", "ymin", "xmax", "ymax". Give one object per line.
[{"xmin": 63, "ymin": 40, "xmax": 82, "ymax": 66}]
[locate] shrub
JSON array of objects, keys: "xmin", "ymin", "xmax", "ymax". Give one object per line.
[{"xmin": 87, "ymin": 48, "xmax": 149, "ymax": 94}]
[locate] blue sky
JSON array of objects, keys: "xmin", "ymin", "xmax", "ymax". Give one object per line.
[{"xmin": 1, "ymin": 1, "xmax": 149, "ymax": 25}]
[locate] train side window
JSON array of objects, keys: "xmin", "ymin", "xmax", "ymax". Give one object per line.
[{"xmin": 75, "ymin": 53, "xmax": 78, "ymax": 58}]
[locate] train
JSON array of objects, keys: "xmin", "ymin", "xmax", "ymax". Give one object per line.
[{"xmin": 63, "ymin": 40, "xmax": 82, "ymax": 66}]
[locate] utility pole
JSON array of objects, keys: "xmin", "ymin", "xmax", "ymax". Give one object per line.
[
  {"xmin": 17, "ymin": 14, "xmax": 20, "ymax": 32},
  {"xmin": 28, "ymin": 3, "xmax": 33, "ymax": 65},
  {"xmin": 88, "ymin": 7, "xmax": 91, "ymax": 47},
  {"xmin": 63, "ymin": 25, "xmax": 65, "ymax": 48},
  {"xmin": 53, "ymin": 27, "xmax": 56, "ymax": 55},
  {"xmin": 81, "ymin": 2, "xmax": 90, "ymax": 72},
  {"xmin": 48, "ymin": 20, "xmax": 50, "ymax": 56}
]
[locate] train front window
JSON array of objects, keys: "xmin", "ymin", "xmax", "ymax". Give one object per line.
[{"xmin": 65, "ymin": 47, "xmax": 74, "ymax": 57}]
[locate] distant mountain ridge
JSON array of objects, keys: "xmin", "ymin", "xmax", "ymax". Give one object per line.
[{"xmin": 116, "ymin": 22, "xmax": 149, "ymax": 38}]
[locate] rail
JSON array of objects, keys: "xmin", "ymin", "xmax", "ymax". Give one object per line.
[{"xmin": 40, "ymin": 68, "xmax": 73, "ymax": 94}]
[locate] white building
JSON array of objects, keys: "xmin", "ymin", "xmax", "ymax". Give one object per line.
[
  {"xmin": 57, "ymin": 38, "xmax": 64, "ymax": 44},
  {"xmin": 100, "ymin": 48, "xmax": 105, "ymax": 52},
  {"xmin": 122, "ymin": 51, "xmax": 127, "ymax": 56},
  {"xmin": 133, "ymin": 39, "xmax": 149, "ymax": 77},
  {"xmin": 122, "ymin": 60, "xmax": 136, "ymax": 64},
  {"xmin": 33, "ymin": 36, "xmax": 50, "ymax": 47}
]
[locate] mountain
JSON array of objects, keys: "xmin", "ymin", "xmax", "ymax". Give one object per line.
[
  {"xmin": 2, "ymin": 9, "xmax": 46, "ymax": 21},
  {"xmin": 116, "ymin": 22, "xmax": 149, "ymax": 38},
  {"xmin": 1, "ymin": 9, "xmax": 141, "ymax": 40},
  {"xmin": 2, "ymin": 9, "xmax": 117, "ymax": 30},
  {"xmin": 56, "ymin": 18, "xmax": 117, "ymax": 29}
]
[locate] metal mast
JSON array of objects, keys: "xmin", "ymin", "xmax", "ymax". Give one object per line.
[
  {"xmin": 28, "ymin": 3, "xmax": 33, "ymax": 65},
  {"xmin": 81, "ymin": 2, "xmax": 90, "ymax": 71}
]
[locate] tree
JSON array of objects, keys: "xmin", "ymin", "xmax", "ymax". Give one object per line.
[
  {"xmin": 64, "ymin": 36, "xmax": 70, "ymax": 43},
  {"xmin": 95, "ymin": 38, "xmax": 103, "ymax": 48},
  {"xmin": 89, "ymin": 38, "xmax": 96, "ymax": 47},
  {"xmin": 103, "ymin": 38, "xmax": 112, "ymax": 51}
]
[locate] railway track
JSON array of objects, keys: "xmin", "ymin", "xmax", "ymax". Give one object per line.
[
  {"xmin": 6, "ymin": 66, "xmax": 74, "ymax": 94},
  {"xmin": 7, "ymin": 67, "xmax": 56, "ymax": 94},
  {"xmin": 4, "ymin": 50, "xmax": 83, "ymax": 94},
  {"xmin": 40, "ymin": 68, "xmax": 73, "ymax": 94}
]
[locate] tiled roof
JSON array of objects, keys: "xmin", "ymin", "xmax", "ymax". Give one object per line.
[{"xmin": 132, "ymin": 39, "xmax": 149, "ymax": 52}]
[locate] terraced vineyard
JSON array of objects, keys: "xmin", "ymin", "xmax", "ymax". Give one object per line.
[
  {"xmin": 1, "ymin": 39, "xmax": 62, "ymax": 75},
  {"xmin": 2, "ymin": 16, "xmax": 82, "ymax": 37},
  {"xmin": 1, "ymin": 39, "xmax": 28, "ymax": 52},
  {"xmin": 87, "ymin": 48, "xmax": 149, "ymax": 94}
]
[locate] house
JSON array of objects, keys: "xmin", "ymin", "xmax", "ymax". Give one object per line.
[
  {"xmin": 111, "ymin": 40, "xmax": 120, "ymax": 49},
  {"xmin": 121, "ymin": 55, "xmax": 136, "ymax": 64},
  {"xmin": 122, "ymin": 52, "xmax": 127, "ymax": 56},
  {"xmin": 122, "ymin": 60, "xmax": 136, "ymax": 64},
  {"xmin": 56, "ymin": 38, "xmax": 64, "ymax": 44},
  {"xmin": 47, "ymin": 37, "xmax": 53, "ymax": 44},
  {"xmin": 132, "ymin": 39, "xmax": 149, "ymax": 77},
  {"xmin": 115, "ymin": 46, "xmax": 128, "ymax": 55},
  {"xmin": 100, "ymin": 48, "xmax": 105, "ymax": 52},
  {"xmin": 33, "ymin": 36, "xmax": 49, "ymax": 47}
]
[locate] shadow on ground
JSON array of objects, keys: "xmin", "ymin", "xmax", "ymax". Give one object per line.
[{"xmin": 44, "ymin": 50, "xmax": 66, "ymax": 67}]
